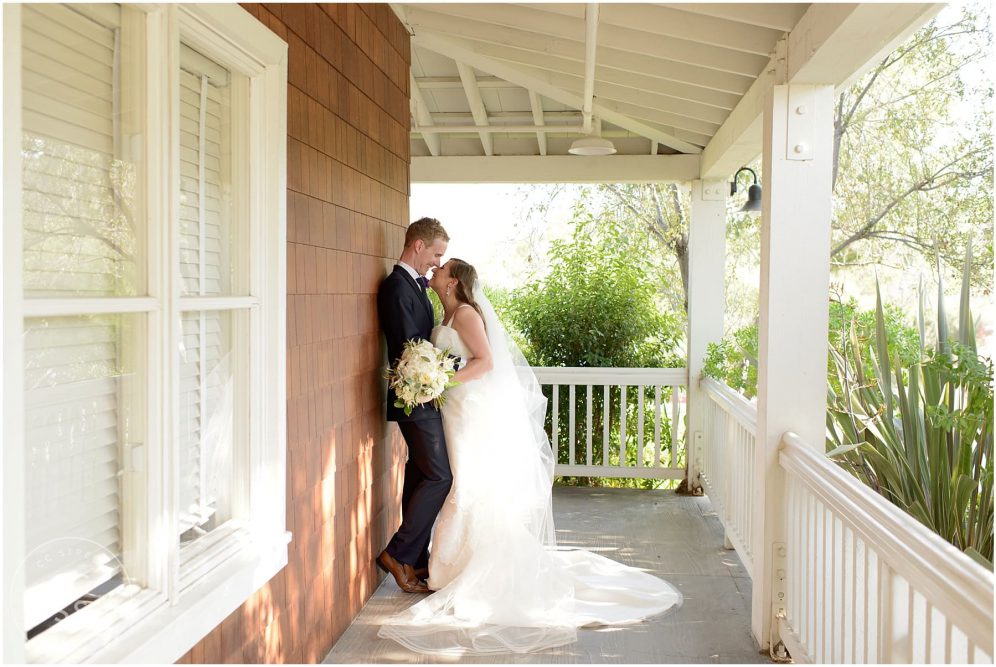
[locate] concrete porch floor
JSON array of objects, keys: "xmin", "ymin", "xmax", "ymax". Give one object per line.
[{"xmin": 324, "ymin": 487, "xmax": 770, "ymax": 664}]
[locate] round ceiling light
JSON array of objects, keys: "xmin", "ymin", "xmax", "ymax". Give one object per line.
[{"xmin": 568, "ymin": 136, "xmax": 617, "ymax": 156}]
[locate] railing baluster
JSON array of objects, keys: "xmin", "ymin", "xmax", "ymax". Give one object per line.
[
  {"xmin": 585, "ymin": 384, "xmax": 592, "ymax": 466},
  {"xmin": 850, "ymin": 531, "xmax": 859, "ymax": 664},
  {"xmin": 808, "ymin": 492, "xmax": 816, "ymax": 653},
  {"xmin": 670, "ymin": 386, "xmax": 679, "ymax": 467},
  {"xmin": 568, "ymin": 384, "xmax": 576, "ymax": 466},
  {"xmin": 787, "ymin": 477, "xmax": 797, "ymax": 632},
  {"xmin": 619, "ymin": 385, "xmax": 627, "ymax": 471},
  {"xmin": 602, "ymin": 384, "xmax": 609, "ymax": 466},
  {"xmin": 653, "ymin": 385, "xmax": 661, "ymax": 469},
  {"xmin": 636, "ymin": 386, "xmax": 644, "ymax": 468},
  {"xmin": 879, "ymin": 559, "xmax": 892, "ymax": 663},
  {"xmin": 944, "ymin": 617, "xmax": 952, "ymax": 663},
  {"xmin": 924, "ymin": 601, "xmax": 933, "ymax": 664},
  {"xmin": 552, "ymin": 384, "xmax": 559, "ymax": 464}
]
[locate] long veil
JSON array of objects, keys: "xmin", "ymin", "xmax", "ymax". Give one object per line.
[
  {"xmin": 471, "ymin": 281, "xmax": 558, "ymax": 547},
  {"xmin": 377, "ymin": 282, "xmax": 682, "ymax": 656}
]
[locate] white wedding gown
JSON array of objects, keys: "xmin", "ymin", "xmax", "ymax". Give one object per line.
[{"xmin": 377, "ymin": 303, "xmax": 682, "ymax": 656}]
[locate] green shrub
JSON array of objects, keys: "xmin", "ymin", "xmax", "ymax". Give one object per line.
[{"xmin": 828, "ymin": 254, "xmax": 993, "ymax": 567}]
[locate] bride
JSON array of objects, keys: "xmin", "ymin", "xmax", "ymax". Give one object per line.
[{"xmin": 377, "ymin": 258, "xmax": 682, "ymax": 655}]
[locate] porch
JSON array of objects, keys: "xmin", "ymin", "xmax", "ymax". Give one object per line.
[{"xmin": 325, "ymin": 486, "xmax": 768, "ymax": 664}]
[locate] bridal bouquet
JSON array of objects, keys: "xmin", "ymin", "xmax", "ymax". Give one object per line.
[{"xmin": 387, "ymin": 339, "xmax": 459, "ymax": 415}]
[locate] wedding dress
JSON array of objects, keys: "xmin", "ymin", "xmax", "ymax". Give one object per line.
[{"xmin": 377, "ymin": 287, "xmax": 682, "ymax": 655}]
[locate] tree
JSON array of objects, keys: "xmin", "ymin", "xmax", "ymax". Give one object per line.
[
  {"xmin": 830, "ymin": 4, "xmax": 993, "ymax": 287},
  {"xmin": 597, "ymin": 183, "xmax": 691, "ymax": 315},
  {"xmin": 508, "ymin": 212, "xmax": 683, "ymax": 369}
]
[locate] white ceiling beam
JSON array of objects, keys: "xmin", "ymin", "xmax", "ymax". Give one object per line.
[
  {"xmin": 415, "ymin": 124, "xmax": 585, "ymax": 134},
  {"xmin": 407, "ymin": 8, "xmax": 754, "ymax": 95},
  {"xmin": 411, "ymin": 154, "xmax": 702, "ymax": 184},
  {"xmin": 455, "ymin": 62, "xmax": 493, "ymax": 156},
  {"xmin": 582, "ymin": 3, "xmax": 599, "ymax": 134},
  {"xmin": 529, "ymin": 90, "xmax": 547, "ymax": 156},
  {"xmin": 595, "ymin": 98, "xmax": 719, "ymax": 137},
  {"xmin": 502, "ymin": 64, "xmax": 725, "ymax": 134},
  {"xmin": 430, "ymin": 111, "xmax": 581, "ymax": 122},
  {"xmin": 409, "ymin": 73, "xmax": 441, "ymax": 156},
  {"xmin": 787, "ymin": 3, "xmax": 945, "ymax": 90},
  {"xmin": 411, "ymin": 3, "xmax": 769, "ymax": 77},
  {"xmin": 412, "ymin": 31, "xmax": 702, "ymax": 154},
  {"xmin": 663, "ymin": 3, "xmax": 808, "ymax": 33},
  {"xmin": 537, "ymin": 3, "xmax": 783, "ymax": 56},
  {"xmin": 415, "ymin": 76, "xmax": 508, "ymax": 89},
  {"xmin": 700, "ymin": 3, "xmax": 944, "ymax": 179},
  {"xmin": 595, "ymin": 82, "xmax": 728, "ymax": 125},
  {"xmin": 431, "ymin": 39, "xmax": 742, "ymax": 111}
]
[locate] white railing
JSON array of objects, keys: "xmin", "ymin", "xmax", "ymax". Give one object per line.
[
  {"xmin": 700, "ymin": 377, "xmax": 756, "ymax": 570},
  {"xmin": 779, "ymin": 432, "xmax": 994, "ymax": 664},
  {"xmin": 533, "ymin": 367, "xmax": 687, "ymax": 480},
  {"xmin": 700, "ymin": 377, "xmax": 994, "ymax": 664}
]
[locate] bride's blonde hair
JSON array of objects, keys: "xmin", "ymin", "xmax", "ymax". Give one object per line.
[{"xmin": 447, "ymin": 258, "xmax": 484, "ymax": 322}]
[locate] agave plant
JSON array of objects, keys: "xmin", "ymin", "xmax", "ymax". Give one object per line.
[{"xmin": 827, "ymin": 246, "xmax": 994, "ymax": 568}]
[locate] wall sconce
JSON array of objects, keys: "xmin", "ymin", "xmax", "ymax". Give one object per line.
[{"xmin": 730, "ymin": 167, "xmax": 762, "ymax": 214}]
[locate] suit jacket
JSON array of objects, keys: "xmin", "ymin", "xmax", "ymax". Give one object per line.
[{"xmin": 378, "ymin": 265, "xmax": 439, "ymax": 422}]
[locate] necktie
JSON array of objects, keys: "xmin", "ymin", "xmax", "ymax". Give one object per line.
[{"xmin": 417, "ymin": 276, "xmax": 429, "ymax": 290}]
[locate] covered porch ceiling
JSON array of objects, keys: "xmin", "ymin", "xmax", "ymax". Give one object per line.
[{"xmin": 391, "ymin": 2, "xmax": 943, "ymax": 183}]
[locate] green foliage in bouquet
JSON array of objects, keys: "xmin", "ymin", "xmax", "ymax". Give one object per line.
[{"xmin": 827, "ymin": 248, "xmax": 993, "ymax": 567}]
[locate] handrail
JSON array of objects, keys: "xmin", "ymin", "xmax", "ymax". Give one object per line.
[
  {"xmin": 532, "ymin": 366, "xmax": 687, "ymax": 386},
  {"xmin": 780, "ymin": 432, "xmax": 995, "ymax": 654},
  {"xmin": 700, "ymin": 376, "xmax": 757, "ymax": 431}
]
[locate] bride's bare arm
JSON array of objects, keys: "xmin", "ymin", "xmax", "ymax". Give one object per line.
[{"xmin": 449, "ymin": 307, "xmax": 493, "ymax": 383}]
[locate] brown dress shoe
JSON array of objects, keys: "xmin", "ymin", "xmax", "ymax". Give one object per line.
[
  {"xmin": 413, "ymin": 566, "xmax": 429, "ymax": 581},
  {"xmin": 376, "ymin": 550, "xmax": 429, "ymax": 594}
]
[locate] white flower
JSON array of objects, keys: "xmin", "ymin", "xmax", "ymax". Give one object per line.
[{"xmin": 388, "ymin": 338, "xmax": 459, "ymax": 416}]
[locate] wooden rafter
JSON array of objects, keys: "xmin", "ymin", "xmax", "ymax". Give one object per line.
[
  {"xmin": 413, "ymin": 30, "xmax": 702, "ymax": 154},
  {"xmin": 455, "ymin": 62, "xmax": 493, "ymax": 156},
  {"xmin": 409, "ymin": 73, "xmax": 441, "ymax": 156},
  {"xmin": 528, "ymin": 90, "xmax": 547, "ymax": 156}
]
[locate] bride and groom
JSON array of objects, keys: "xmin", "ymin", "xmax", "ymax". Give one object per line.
[{"xmin": 375, "ymin": 217, "xmax": 681, "ymax": 655}]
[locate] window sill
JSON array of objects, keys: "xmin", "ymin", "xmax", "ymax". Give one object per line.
[{"xmin": 26, "ymin": 530, "xmax": 291, "ymax": 663}]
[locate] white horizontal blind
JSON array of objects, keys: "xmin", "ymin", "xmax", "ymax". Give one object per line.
[
  {"xmin": 20, "ymin": 4, "xmax": 126, "ymax": 630},
  {"xmin": 177, "ymin": 45, "xmax": 232, "ymax": 535}
]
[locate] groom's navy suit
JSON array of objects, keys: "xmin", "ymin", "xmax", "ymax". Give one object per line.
[{"xmin": 377, "ymin": 265, "xmax": 453, "ymax": 570}]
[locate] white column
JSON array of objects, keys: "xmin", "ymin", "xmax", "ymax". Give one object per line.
[
  {"xmin": 752, "ymin": 84, "xmax": 834, "ymax": 649},
  {"xmin": 686, "ymin": 179, "xmax": 727, "ymax": 491}
]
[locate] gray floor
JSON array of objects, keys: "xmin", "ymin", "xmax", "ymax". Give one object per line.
[{"xmin": 324, "ymin": 487, "xmax": 770, "ymax": 664}]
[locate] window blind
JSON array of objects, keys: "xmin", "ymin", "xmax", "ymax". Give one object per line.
[
  {"xmin": 177, "ymin": 44, "xmax": 233, "ymax": 536},
  {"xmin": 20, "ymin": 3, "xmax": 126, "ymax": 630}
]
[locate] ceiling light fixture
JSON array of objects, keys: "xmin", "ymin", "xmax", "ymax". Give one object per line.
[{"xmin": 568, "ymin": 136, "xmax": 617, "ymax": 156}]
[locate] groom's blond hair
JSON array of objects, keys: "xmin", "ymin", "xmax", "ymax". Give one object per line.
[{"xmin": 405, "ymin": 217, "xmax": 450, "ymax": 248}]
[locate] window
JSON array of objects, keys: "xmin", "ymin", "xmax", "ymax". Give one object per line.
[{"xmin": 3, "ymin": 4, "xmax": 288, "ymax": 663}]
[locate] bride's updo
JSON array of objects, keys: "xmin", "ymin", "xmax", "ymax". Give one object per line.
[{"xmin": 447, "ymin": 258, "xmax": 484, "ymax": 321}]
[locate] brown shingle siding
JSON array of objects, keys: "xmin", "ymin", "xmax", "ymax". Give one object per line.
[{"xmin": 181, "ymin": 6, "xmax": 407, "ymax": 663}]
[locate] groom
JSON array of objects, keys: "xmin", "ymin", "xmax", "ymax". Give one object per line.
[{"xmin": 376, "ymin": 217, "xmax": 453, "ymax": 594}]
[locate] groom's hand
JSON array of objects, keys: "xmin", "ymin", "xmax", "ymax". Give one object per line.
[{"xmin": 448, "ymin": 354, "xmax": 462, "ymax": 371}]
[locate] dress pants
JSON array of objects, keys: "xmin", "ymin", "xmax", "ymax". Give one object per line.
[{"xmin": 386, "ymin": 418, "xmax": 452, "ymax": 568}]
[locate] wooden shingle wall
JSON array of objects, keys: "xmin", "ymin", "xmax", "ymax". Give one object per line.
[{"xmin": 178, "ymin": 3, "xmax": 410, "ymax": 663}]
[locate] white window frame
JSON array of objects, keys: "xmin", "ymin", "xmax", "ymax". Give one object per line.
[{"xmin": 2, "ymin": 4, "xmax": 288, "ymax": 663}]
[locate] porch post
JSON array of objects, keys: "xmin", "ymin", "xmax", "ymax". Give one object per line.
[
  {"xmin": 752, "ymin": 84, "xmax": 834, "ymax": 649},
  {"xmin": 685, "ymin": 180, "xmax": 726, "ymax": 492}
]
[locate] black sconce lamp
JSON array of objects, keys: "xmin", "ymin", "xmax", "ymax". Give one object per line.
[{"xmin": 730, "ymin": 167, "xmax": 762, "ymax": 214}]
